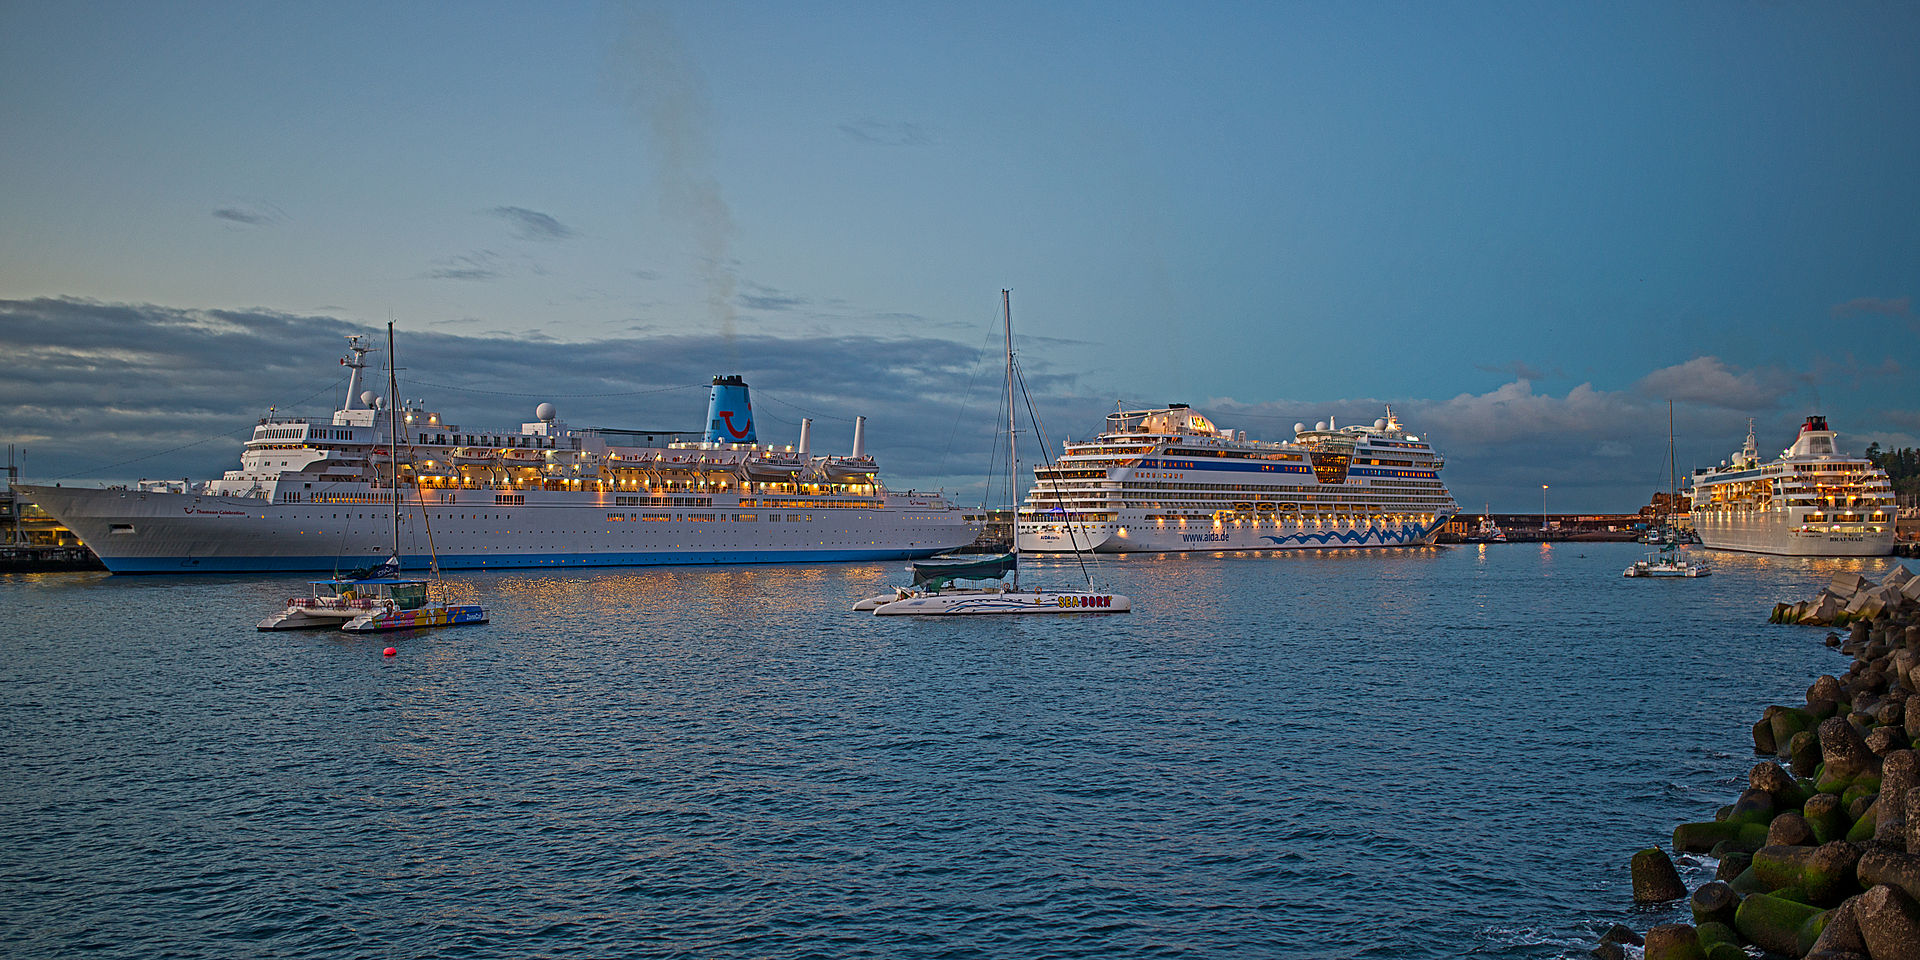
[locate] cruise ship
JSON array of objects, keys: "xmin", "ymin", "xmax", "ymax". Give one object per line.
[
  {"xmin": 1686, "ymin": 416, "xmax": 1896, "ymax": 557},
  {"xmin": 20, "ymin": 337, "xmax": 978, "ymax": 573},
  {"xmin": 1015, "ymin": 404, "xmax": 1456, "ymax": 553}
]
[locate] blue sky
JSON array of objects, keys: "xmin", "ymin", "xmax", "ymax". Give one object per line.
[{"xmin": 2, "ymin": 1, "xmax": 1916, "ymax": 511}]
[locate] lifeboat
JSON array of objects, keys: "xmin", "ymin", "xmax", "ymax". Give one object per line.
[
  {"xmin": 824, "ymin": 456, "xmax": 878, "ymax": 481},
  {"xmin": 738, "ymin": 455, "xmax": 807, "ymax": 481},
  {"xmin": 500, "ymin": 448, "xmax": 546, "ymax": 466},
  {"xmin": 450, "ymin": 447, "xmax": 499, "ymax": 466}
]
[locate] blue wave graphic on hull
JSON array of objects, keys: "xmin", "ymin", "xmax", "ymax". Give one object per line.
[{"xmin": 1257, "ymin": 517, "xmax": 1446, "ymax": 548}]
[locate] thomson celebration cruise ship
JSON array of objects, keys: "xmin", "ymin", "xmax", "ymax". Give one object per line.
[
  {"xmin": 21, "ymin": 337, "xmax": 978, "ymax": 573},
  {"xmin": 1016, "ymin": 404, "xmax": 1456, "ymax": 553},
  {"xmin": 1686, "ymin": 416, "xmax": 1896, "ymax": 557}
]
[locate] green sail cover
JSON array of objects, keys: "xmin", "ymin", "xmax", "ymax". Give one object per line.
[{"xmin": 911, "ymin": 553, "xmax": 1016, "ymax": 589}]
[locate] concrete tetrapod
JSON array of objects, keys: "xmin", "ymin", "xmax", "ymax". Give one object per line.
[
  {"xmin": 1733, "ymin": 892, "xmax": 1828, "ymax": 957},
  {"xmin": 1855, "ymin": 884, "xmax": 1920, "ymax": 960},
  {"xmin": 1642, "ymin": 923, "xmax": 1707, "ymax": 960},
  {"xmin": 1632, "ymin": 847, "xmax": 1688, "ymax": 903},
  {"xmin": 1751, "ymin": 841, "xmax": 1861, "ymax": 907}
]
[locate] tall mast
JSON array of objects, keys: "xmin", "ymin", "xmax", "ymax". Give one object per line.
[
  {"xmin": 1004, "ymin": 289, "xmax": 1019, "ymax": 591},
  {"xmin": 1667, "ymin": 399, "xmax": 1677, "ymax": 529},
  {"xmin": 387, "ymin": 322, "xmax": 401, "ymax": 567}
]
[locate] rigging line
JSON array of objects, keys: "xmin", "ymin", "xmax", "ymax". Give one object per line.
[
  {"xmin": 1015, "ymin": 360, "xmax": 1097, "ymax": 590},
  {"xmin": 404, "ymin": 379, "xmax": 707, "ymax": 400},
  {"xmin": 754, "ymin": 392, "xmax": 857, "ymax": 422},
  {"xmin": 51, "ymin": 373, "xmax": 351, "ymax": 481}
]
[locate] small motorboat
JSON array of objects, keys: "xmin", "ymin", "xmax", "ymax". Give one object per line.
[{"xmin": 1623, "ymin": 544, "xmax": 1711, "ymax": 578}]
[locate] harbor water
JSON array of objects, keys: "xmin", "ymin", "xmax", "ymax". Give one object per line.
[{"xmin": 4, "ymin": 543, "xmax": 1914, "ymax": 958}]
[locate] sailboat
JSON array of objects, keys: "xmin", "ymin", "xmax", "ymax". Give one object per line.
[
  {"xmin": 867, "ymin": 291, "xmax": 1131, "ymax": 616},
  {"xmin": 259, "ymin": 324, "xmax": 490, "ymax": 631},
  {"xmin": 1624, "ymin": 401, "xmax": 1710, "ymax": 579}
]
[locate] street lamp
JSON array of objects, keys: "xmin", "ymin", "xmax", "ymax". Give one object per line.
[{"xmin": 1541, "ymin": 484, "xmax": 1550, "ymax": 535}]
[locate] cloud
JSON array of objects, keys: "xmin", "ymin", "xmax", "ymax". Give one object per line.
[
  {"xmin": 211, "ymin": 205, "xmax": 282, "ymax": 226},
  {"xmin": 1830, "ymin": 296, "xmax": 1911, "ymax": 319},
  {"xmin": 739, "ymin": 282, "xmax": 806, "ymax": 312},
  {"xmin": 486, "ymin": 206, "xmax": 573, "ymax": 241},
  {"xmin": 1632, "ymin": 356, "xmax": 1795, "ymax": 411},
  {"xmin": 838, "ymin": 119, "xmax": 932, "ymax": 146},
  {"xmin": 421, "ymin": 250, "xmax": 547, "ymax": 282}
]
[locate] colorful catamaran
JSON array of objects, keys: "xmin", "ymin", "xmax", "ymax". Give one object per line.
[
  {"xmin": 1015, "ymin": 406, "xmax": 1456, "ymax": 554},
  {"xmin": 22, "ymin": 337, "xmax": 978, "ymax": 573},
  {"xmin": 1686, "ymin": 416, "xmax": 1896, "ymax": 557}
]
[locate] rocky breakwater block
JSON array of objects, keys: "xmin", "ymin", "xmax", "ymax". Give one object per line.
[
  {"xmin": 1805, "ymin": 793, "xmax": 1852, "ymax": 845},
  {"xmin": 1856, "ymin": 884, "xmax": 1920, "ymax": 960},
  {"xmin": 1751, "ymin": 760, "xmax": 1809, "ymax": 807},
  {"xmin": 1677, "ymin": 790, "xmax": 1774, "ymax": 853},
  {"xmin": 1794, "ymin": 730, "xmax": 1826, "ymax": 778},
  {"xmin": 1805, "ymin": 896, "xmax": 1868, "ymax": 958},
  {"xmin": 1734, "ymin": 891, "xmax": 1831, "ymax": 957},
  {"xmin": 1633, "ymin": 847, "xmax": 1688, "ymax": 903},
  {"xmin": 1769, "ymin": 811, "xmax": 1816, "ymax": 847},
  {"xmin": 1858, "ymin": 846, "xmax": 1920, "ymax": 902},
  {"xmin": 1642, "ymin": 923, "xmax": 1708, "ymax": 960},
  {"xmin": 1771, "ymin": 707, "xmax": 1821, "ymax": 759},
  {"xmin": 1817, "ymin": 716, "xmax": 1883, "ymax": 794},
  {"xmin": 1752, "ymin": 841, "xmax": 1861, "ymax": 906},
  {"xmin": 1690, "ymin": 880, "xmax": 1739, "ymax": 928},
  {"xmin": 1876, "ymin": 750, "xmax": 1918, "ymax": 844}
]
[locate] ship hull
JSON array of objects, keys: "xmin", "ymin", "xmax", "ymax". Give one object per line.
[
  {"xmin": 20, "ymin": 484, "xmax": 972, "ymax": 574},
  {"xmin": 1019, "ymin": 514, "xmax": 1451, "ymax": 553},
  {"xmin": 1694, "ymin": 511, "xmax": 1894, "ymax": 557}
]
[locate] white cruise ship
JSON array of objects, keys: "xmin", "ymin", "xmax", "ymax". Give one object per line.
[
  {"xmin": 1687, "ymin": 416, "xmax": 1896, "ymax": 557},
  {"xmin": 21, "ymin": 337, "xmax": 978, "ymax": 573},
  {"xmin": 1015, "ymin": 404, "xmax": 1456, "ymax": 553}
]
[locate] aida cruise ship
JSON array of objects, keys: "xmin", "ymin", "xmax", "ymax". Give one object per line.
[
  {"xmin": 1687, "ymin": 416, "xmax": 1896, "ymax": 556},
  {"xmin": 1016, "ymin": 404, "xmax": 1456, "ymax": 553}
]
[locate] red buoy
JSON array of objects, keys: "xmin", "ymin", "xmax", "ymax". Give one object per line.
[{"xmin": 383, "ymin": 647, "xmax": 397, "ymax": 657}]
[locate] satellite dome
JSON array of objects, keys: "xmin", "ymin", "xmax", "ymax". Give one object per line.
[
  {"xmin": 360, "ymin": 391, "xmax": 377, "ymax": 407},
  {"xmin": 1293, "ymin": 422, "xmax": 1305, "ymax": 434},
  {"xmin": 536, "ymin": 402, "xmax": 557, "ymax": 422},
  {"xmin": 1314, "ymin": 421, "xmax": 1327, "ymax": 432},
  {"xmin": 1374, "ymin": 418, "xmax": 1387, "ymax": 430}
]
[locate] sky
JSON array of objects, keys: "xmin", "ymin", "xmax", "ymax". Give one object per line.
[{"xmin": 2, "ymin": 1, "xmax": 1916, "ymax": 512}]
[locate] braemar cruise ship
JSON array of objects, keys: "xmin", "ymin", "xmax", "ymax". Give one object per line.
[
  {"xmin": 1016, "ymin": 404, "xmax": 1456, "ymax": 553},
  {"xmin": 1686, "ymin": 416, "xmax": 1896, "ymax": 557},
  {"xmin": 20, "ymin": 336, "xmax": 978, "ymax": 573}
]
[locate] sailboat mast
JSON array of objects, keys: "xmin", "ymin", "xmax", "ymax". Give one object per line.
[
  {"xmin": 1004, "ymin": 289, "xmax": 1018, "ymax": 591},
  {"xmin": 387, "ymin": 322, "xmax": 401, "ymax": 566},
  {"xmin": 1668, "ymin": 399, "xmax": 1677, "ymax": 529}
]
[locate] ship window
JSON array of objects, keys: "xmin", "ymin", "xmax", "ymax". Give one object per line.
[{"xmin": 109, "ymin": 524, "xmax": 135, "ymax": 534}]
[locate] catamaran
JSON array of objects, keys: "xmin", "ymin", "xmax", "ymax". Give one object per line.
[{"xmin": 867, "ymin": 291, "xmax": 1131, "ymax": 616}]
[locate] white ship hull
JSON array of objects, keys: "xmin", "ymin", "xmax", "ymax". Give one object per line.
[
  {"xmin": 1694, "ymin": 510, "xmax": 1894, "ymax": 557},
  {"xmin": 21, "ymin": 484, "xmax": 972, "ymax": 574},
  {"xmin": 1019, "ymin": 513, "xmax": 1449, "ymax": 553}
]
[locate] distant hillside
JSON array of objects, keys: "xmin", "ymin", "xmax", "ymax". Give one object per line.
[{"xmin": 1865, "ymin": 444, "xmax": 1920, "ymax": 504}]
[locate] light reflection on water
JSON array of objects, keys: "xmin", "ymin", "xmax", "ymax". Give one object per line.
[{"xmin": 1, "ymin": 546, "xmax": 1913, "ymax": 959}]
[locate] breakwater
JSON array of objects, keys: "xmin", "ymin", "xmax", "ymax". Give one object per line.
[{"xmin": 1627, "ymin": 564, "xmax": 1920, "ymax": 960}]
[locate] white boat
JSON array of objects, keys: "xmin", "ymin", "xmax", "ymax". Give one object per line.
[
  {"xmin": 1623, "ymin": 544, "xmax": 1711, "ymax": 578},
  {"xmin": 260, "ymin": 325, "xmax": 488, "ymax": 632},
  {"xmin": 1463, "ymin": 506, "xmax": 1506, "ymax": 543},
  {"xmin": 1687, "ymin": 416, "xmax": 1896, "ymax": 557},
  {"xmin": 852, "ymin": 552, "xmax": 1018, "ymax": 611},
  {"xmin": 19, "ymin": 338, "xmax": 978, "ymax": 573},
  {"xmin": 1014, "ymin": 405, "xmax": 1455, "ymax": 553},
  {"xmin": 872, "ymin": 291, "xmax": 1131, "ymax": 616}
]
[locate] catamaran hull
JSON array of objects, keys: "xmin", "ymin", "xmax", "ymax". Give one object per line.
[
  {"xmin": 871, "ymin": 590, "xmax": 1130, "ymax": 615},
  {"xmin": 19, "ymin": 484, "xmax": 972, "ymax": 574},
  {"xmin": 1018, "ymin": 515, "xmax": 1451, "ymax": 553}
]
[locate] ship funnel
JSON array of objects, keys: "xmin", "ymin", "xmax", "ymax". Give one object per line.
[
  {"xmin": 851, "ymin": 415, "xmax": 867, "ymax": 458},
  {"xmin": 704, "ymin": 375, "xmax": 756, "ymax": 444},
  {"xmin": 797, "ymin": 418, "xmax": 812, "ymax": 458}
]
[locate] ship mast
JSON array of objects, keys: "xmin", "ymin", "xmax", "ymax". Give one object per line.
[
  {"xmin": 1005, "ymin": 289, "xmax": 1019, "ymax": 592},
  {"xmin": 1667, "ymin": 399, "xmax": 1677, "ymax": 533},
  {"xmin": 387, "ymin": 322, "xmax": 402, "ymax": 569}
]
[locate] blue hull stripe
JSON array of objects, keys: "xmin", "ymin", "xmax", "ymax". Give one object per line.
[{"xmin": 98, "ymin": 548, "xmax": 948, "ymax": 575}]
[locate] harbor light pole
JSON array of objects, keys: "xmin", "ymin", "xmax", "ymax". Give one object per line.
[{"xmin": 1541, "ymin": 484, "xmax": 1549, "ymax": 535}]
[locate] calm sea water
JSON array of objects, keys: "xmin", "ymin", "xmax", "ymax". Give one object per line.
[{"xmin": 3, "ymin": 543, "xmax": 1914, "ymax": 959}]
